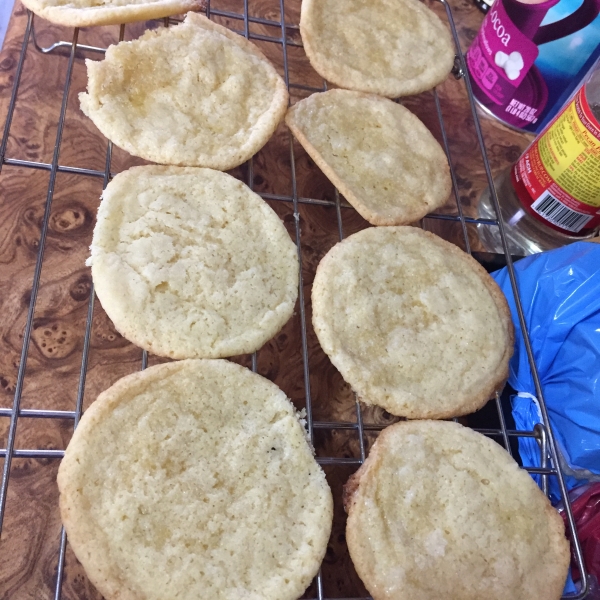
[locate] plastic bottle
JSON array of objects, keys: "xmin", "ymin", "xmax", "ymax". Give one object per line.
[{"xmin": 478, "ymin": 64, "xmax": 600, "ymax": 255}]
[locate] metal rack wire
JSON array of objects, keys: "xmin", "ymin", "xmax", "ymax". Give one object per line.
[{"xmin": 0, "ymin": 0, "xmax": 590, "ymax": 598}]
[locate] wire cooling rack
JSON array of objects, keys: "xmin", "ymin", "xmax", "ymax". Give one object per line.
[{"xmin": 0, "ymin": 0, "xmax": 591, "ymax": 598}]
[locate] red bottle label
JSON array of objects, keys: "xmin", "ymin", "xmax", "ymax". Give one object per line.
[{"xmin": 513, "ymin": 86, "xmax": 600, "ymax": 235}]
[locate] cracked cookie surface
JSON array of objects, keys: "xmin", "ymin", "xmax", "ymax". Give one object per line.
[
  {"xmin": 344, "ymin": 420, "xmax": 569, "ymax": 600},
  {"xmin": 58, "ymin": 359, "xmax": 333, "ymax": 600},
  {"xmin": 312, "ymin": 226, "xmax": 513, "ymax": 419},
  {"xmin": 88, "ymin": 166, "xmax": 298, "ymax": 358}
]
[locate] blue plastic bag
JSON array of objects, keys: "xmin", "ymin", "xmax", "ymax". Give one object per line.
[{"xmin": 491, "ymin": 241, "xmax": 600, "ymax": 505}]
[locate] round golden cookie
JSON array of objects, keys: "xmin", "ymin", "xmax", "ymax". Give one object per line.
[
  {"xmin": 300, "ymin": 0, "xmax": 455, "ymax": 98},
  {"xmin": 344, "ymin": 420, "xmax": 570, "ymax": 600},
  {"xmin": 79, "ymin": 12, "xmax": 288, "ymax": 170},
  {"xmin": 88, "ymin": 166, "xmax": 298, "ymax": 359},
  {"xmin": 285, "ymin": 90, "xmax": 451, "ymax": 226},
  {"xmin": 58, "ymin": 359, "xmax": 333, "ymax": 600},
  {"xmin": 19, "ymin": 0, "xmax": 201, "ymax": 27},
  {"xmin": 311, "ymin": 226, "xmax": 513, "ymax": 419}
]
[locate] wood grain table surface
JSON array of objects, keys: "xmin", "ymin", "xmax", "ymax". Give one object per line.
[{"xmin": 0, "ymin": 1, "xmax": 533, "ymax": 598}]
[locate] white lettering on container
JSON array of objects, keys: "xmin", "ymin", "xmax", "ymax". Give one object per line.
[{"xmin": 490, "ymin": 10, "xmax": 511, "ymax": 47}]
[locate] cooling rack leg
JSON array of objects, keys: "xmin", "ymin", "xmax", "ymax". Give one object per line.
[
  {"xmin": 333, "ymin": 188, "xmax": 343, "ymax": 241},
  {"xmin": 248, "ymin": 143, "xmax": 258, "ymax": 374},
  {"xmin": 534, "ymin": 423, "xmax": 549, "ymax": 497},
  {"xmin": 278, "ymin": 0, "xmax": 315, "ymax": 444},
  {"xmin": 240, "ymin": 0, "xmax": 259, "ymax": 375},
  {"xmin": 495, "ymin": 392, "xmax": 513, "ymax": 457},
  {"xmin": 432, "ymin": 88, "xmax": 471, "ymax": 253},
  {"xmin": 53, "ymin": 528, "xmax": 68, "ymax": 600},
  {"xmin": 277, "ymin": 2, "xmax": 324, "ymax": 597},
  {"xmin": 53, "ymin": 288, "xmax": 97, "ymax": 600},
  {"xmin": 333, "ymin": 190, "xmax": 366, "ymax": 463},
  {"xmin": 0, "ymin": 26, "xmax": 80, "ymax": 537},
  {"xmin": 52, "ymin": 24, "xmax": 125, "ymax": 598},
  {"xmin": 243, "ymin": 0, "xmax": 250, "ymax": 37},
  {"xmin": 0, "ymin": 11, "xmax": 33, "ymax": 175},
  {"xmin": 286, "ymin": 140, "xmax": 315, "ymax": 433}
]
